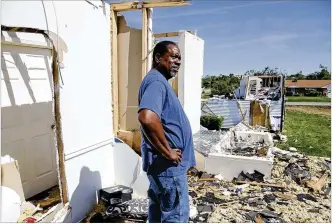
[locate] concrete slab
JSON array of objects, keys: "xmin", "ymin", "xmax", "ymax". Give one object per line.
[{"xmin": 205, "ymin": 152, "xmax": 274, "ymax": 181}]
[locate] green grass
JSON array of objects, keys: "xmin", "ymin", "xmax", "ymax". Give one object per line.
[
  {"xmin": 277, "ymin": 110, "xmax": 331, "ymax": 157},
  {"xmin": 287, "ymin": 96, "xmax": 331, "ymax": 102}
]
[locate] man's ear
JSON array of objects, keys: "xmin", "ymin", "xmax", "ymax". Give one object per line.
[{"xmin": 155, "ymin": 53, "xmax": 161, "ymax": 64}]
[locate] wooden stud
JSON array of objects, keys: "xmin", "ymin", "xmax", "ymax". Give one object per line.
[
  {"xmin": 52, "ymin": 47, "xmax": 69, "ymax": 204},
  {"xmin": 147, "ymin": 8, "xmax": 153, "ymax": 73},
  {"xmin": 111, "ymin": 1, "xmax": 190, "ymax": 12},
  {"xmin": 142, "ymin": 8, "xmax": 148, "ymax": 79},
  {"xmin": 111, "ymin": 9, "xmax": 119, "ymax": 134}
]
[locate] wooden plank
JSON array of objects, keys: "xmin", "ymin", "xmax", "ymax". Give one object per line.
[
  {"xmin": 110, "ymin": 2, "xmax": 138, "ymax": 12},
  {"xmin": 52, "ymin": 47, "xmax": 68, "ymax": 204},
  {"xmin": 250, "ymin": 101, "xmax": 269, "ymax": 127},
  {"xmin": 142, "ymin": 8, "xmax": 148, "ymax": 79},
  {"xmin": 111, "ymin": 1, "xmax": 190, "ymax": 12},
  {"xmin": 111, "ymin": 10, "xmax": 119, "ymax": 134},
  {"xmin": 147, "ymin": 8, "xmax": 153, "ymax": 73},
  {"xmin": 144, "ymin": 1, "xmax": 190, "ymax": 9}
]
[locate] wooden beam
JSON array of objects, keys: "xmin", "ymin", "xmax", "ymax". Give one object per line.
[
  {"xmin": 147, "ymin": 8, "xmax": 153, "ymax": 73},
  {"xmin": 111, "ymin": 10, "xmax": 119, "ymax": 134},
  {"xmin": 111, "ymin": 1, "xmax": 190, "ymax": 12},
  {"xmin": 144, "ymin": 1, "xmax": 190, "ymax": 9},
  {"xmin": 142, "ymin": 8, "xmax": 148, "ymax": 79},
  {"xmin": 52, "ymin": 47, "xmax": 68, "ymax": 204},
  {"xmin": 153, "ymin": 30, "xmax": 194, "ymax": 38}
]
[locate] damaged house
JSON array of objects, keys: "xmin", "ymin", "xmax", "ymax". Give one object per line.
[
  {"xmin": 1, "ymin": 0, "xmax": 203, "ymax": 222},
  {"xmin": 1, "ymin": 1, "xmax": 330, "ymax": 223}
]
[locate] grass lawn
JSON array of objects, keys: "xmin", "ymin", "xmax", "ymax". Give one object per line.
[
  {"xmin": 287, "ymin": 96, "xmax": 331, "ymax": 102},
  {"xmin": 277, "ymin": 109, "xmax": 331, "ymax": 157}
]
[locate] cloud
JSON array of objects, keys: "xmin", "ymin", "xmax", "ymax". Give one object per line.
[
  {"xmin": 218, "ymin": 33, "xmax": 299, "ymax": 49},
  {"xmin": 154, "ymin": 1, "xmax": 287, "ymax": 19}
]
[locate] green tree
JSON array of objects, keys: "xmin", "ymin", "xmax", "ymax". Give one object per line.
[
  {"xmin": 287, "ymin": 71, "xmax": 305, "ymax": 80},
  {"xmin": 305, "ymin": 64, "xmax": 331, "ymax": 80}
]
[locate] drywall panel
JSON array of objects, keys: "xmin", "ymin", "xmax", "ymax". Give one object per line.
[
  {"xmin": 2, "ymin": 1, "xmax": 116, "ymax": 221},
  {"xmin": 205, "ymin": 153, "xmax": 274, "ymax": 181},
  {"xmin": 51, "ymin": 2, "xmax": 115, "ymax": 221},
  {"xmin": 63, "ymin": 142, "xmax": 114, "ymax": 223},
  {"xmin": 118, "ymin": 16, "xmax": 142, "ymax": 131},
  {"xmin": 1, "ymin": 1, "xmax": 47, "ymax": 30},
  {"xmin": 113, "ymin": 138, "xmax": 149, "ymax": 198},
  {"xmin": 51, "ymin": 1, "xmax": 113, "ymax": 155},
  {"xmin": 178, "ymin": 31, "xmax": 204, "ymax": 134}
]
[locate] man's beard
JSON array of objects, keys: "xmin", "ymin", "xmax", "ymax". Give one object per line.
[{"xmin": 170, "ymin": 71, "xmax": 178, "ymax": 78}]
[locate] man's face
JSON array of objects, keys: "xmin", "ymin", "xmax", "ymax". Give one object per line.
[{"xmin": 156, "ymin": 44, "xmax": 181, "ymax": 79}]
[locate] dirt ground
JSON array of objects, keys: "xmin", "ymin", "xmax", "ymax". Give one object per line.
[{"xmin": 286, "ymin": 106, "xmax": 331, "ymax": 116}]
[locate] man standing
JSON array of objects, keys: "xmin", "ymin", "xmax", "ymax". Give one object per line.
[{"xmin": 138, "ymin": 40, "xmax": 196, "ymax": 223}]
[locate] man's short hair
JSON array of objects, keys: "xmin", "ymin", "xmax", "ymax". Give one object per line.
[{"xmin": 152, "ymin": 40, "xmax": 177, "ymax": 67}]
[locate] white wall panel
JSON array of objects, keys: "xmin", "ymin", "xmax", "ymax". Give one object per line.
[{"xmin": 178, "ymin": 32, "xmax": 204, "ymax": 134}]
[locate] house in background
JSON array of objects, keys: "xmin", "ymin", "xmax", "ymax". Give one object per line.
[{"xmin": 285, "ymin": 80, "xmax": 331, "ymax": 96}]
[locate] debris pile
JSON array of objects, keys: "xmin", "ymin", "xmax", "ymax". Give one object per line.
[
  {"xmin": 83, "ymin": 122, "xmax": 330, "ymax": 223},
  {"xmin": 17, "ymin": 186, "xmax": 65, "ymax": 223},
  {"xmin": 193, "ymin": 123, "xmax": 274, "ymax": 159},
  {"xmin": 255, "ymin": 86, "xmax": 282, "ymax": 101},
  {"xmin": 187, "ymin": 149, "xmax": 331, "ymax": 223}
]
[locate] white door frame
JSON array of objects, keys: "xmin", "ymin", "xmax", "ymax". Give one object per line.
[{"xmin": 1, "ymin": 25, "xmax": 68, "ymax": 203}]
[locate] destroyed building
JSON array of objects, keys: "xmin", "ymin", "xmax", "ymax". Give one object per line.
[{"xmin": 1, "ymin": 1, "xmax": 330, "ymax": 223}]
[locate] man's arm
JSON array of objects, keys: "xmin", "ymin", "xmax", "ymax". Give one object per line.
[{"xmin": 138, "ymin": 109, "xmax": 181, "ymax": 163}]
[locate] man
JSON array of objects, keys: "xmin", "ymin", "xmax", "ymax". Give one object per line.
[{"xmin": 138, "ymin": 40, "xmax": 196, "ymax": 223}]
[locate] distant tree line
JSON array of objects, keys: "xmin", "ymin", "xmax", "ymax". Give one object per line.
[
  {"xmin": 202, "ymin": 65, "xmax": 331, "ymax": 96},
  {"xmin": 285, "ymin": 64, "xmax": 330, "ymax": 80}
]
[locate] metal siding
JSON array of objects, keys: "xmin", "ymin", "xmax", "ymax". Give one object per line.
[
  {"xmin": 269, "ymin": 101, "xmax": 282, "ymax": 117},
  {"xmin": 202, "ymin": 100, "xmax": 251, "ymax": 129},
  {"xmin": 202, "ymin": 100, "xmax": 283, "ymax": 130}
]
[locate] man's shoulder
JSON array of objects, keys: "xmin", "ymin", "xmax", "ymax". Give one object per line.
[{"xmin": 141, "ymin": 70, "xmax": 168, "ymax": 87}]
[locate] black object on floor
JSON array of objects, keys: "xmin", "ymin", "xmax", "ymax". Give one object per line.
[{"xmin": 100, "ymin": 185, "xmax": 133, "ymax": 206}]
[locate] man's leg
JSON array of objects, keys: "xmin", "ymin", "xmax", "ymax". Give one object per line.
[
  {"xmin": 147, "ymin": 176, "xmax": 162, "ymax": 223},
  {"xmin": 173, "ymin": 174, "xmax": 189, "ymax": 223},
  {"xmin": 147, "ymin": 174, "xmax": 189, "ymax": 223}
]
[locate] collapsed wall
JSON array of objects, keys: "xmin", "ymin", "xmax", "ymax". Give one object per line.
[{"xmin": 193, "ymin": 123, "xmax": 275, "ymax": 180}]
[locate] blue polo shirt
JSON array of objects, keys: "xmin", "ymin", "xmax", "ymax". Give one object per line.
[{"xmin": 138, "ymin": 69, "xmax": 196, "ymax": 177}]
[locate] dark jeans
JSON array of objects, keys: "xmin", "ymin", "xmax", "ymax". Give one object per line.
[{"xmin": 147, "ymin": 174, "xmax": 189, "ymax": 223}]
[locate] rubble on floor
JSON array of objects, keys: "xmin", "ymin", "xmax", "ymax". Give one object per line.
[
  {"xmin": 83, "ymin": 123, "xmax": 330, "ymax": 223},
  {"xmin": 18, "ymin": 185, "xmax": 62, "ymax": 223},
  {"xmin": 188, "ymin": 149, "xmax": 331, "ymax": 223},
  {"xmin": 194, "ymin": 122, "xmax": 275, "ymax": 181},
  {"xmin": 193, "ymin": 122, "xmax": 274, "ymax": 159}
]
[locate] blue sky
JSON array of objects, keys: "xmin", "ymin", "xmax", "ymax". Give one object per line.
[{"xmin": 111, "ymin": 0, "xmax": 331, "ymax": 76}]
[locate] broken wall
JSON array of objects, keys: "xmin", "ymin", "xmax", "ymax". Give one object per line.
[
  {"xmin": 118, "ymin": 16, "xmax": 142, "ymax": 131},
  {"xmin": 2, "ymin": 1, "xmax": 116, "ymax": 222}
]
